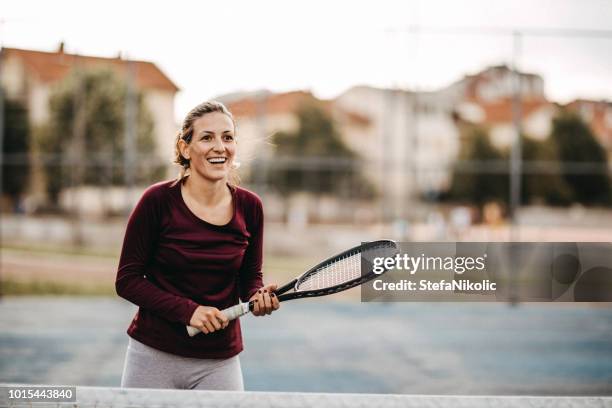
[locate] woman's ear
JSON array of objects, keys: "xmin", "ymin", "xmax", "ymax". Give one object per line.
[{"xmin": 178, "ymin": 139, "xmax": 190, "ymax": 160}]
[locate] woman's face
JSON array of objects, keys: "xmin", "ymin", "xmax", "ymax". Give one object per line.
[{"xmin": 181, "ymin": 112, "xmax": 236, "ymax": 183}]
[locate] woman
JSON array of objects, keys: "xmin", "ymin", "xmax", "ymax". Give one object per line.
[{"xmin": 116, "ymin": 101, "xmax": 279, "ymax": 390}]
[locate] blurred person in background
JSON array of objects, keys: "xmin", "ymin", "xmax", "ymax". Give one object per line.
[{"xmin": 115, "ymin": 101, "xmax": 279, "ymax": 390}]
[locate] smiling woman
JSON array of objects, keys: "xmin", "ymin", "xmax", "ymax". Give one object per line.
[
  {"xmin": 175, "ymin": 108, "xmax": 238, "ymax": 226},
  {"xmin": 115, "ymin": 101, "xmax": 280, "ymax": 391},
  {"xmin": 173, "ymin": 102, "xmax": 240, "ymax": 186}
]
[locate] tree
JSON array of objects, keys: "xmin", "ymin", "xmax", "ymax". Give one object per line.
[
  {"xmin": 270, "ymin": 101, "xmax": 374, "ymax": 197},
  {"xmin": 38, "ymin": 69, "xmax": 164, "ymax": 204},
  {"xmin": 2, "ymin": 97, "xmax": 30, "ymax": 210},
  {"xmin": 521, "ymin": 136, "xmax": 572, "ymax": 206},
  {"xmin": 448, "ymin": 124, "xmax": 576, "ymax": 208},
  {"xmin": 550, "ymin": 112, "xmax": 611, "ymax": 205},
  {"xmin": 448, "ymin": 126, "xmax": 508, "ymax": 206}
]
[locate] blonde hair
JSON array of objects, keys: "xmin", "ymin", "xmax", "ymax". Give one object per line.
[{"xmin": 173, "ymin": 100, "xmax": 239, "ymax": 185}]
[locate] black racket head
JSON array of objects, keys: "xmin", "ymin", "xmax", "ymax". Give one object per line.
[{"xmin": 278, "ymin": 240, "xmax": 398, "ymax": 301}]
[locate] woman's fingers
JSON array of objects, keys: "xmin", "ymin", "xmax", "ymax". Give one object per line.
[
  {"xmin": 199, "ymin": 317, "xmax": 226, "ymax": 334},
  {"xmin": 255, "ymin": 289, "xmax": 273, "ymax": 315},
  {"xmin": 189, "ymin": 306, "xmax": 233, "ymax": 335},
  {"xmin": 271, "ymin": 293, "xmax": 280, "ymax": 310},
  {"xmin": 250, "ymin": 285, "xmax": 281, "ymax": 316},
  {"xmin": 254, "ymin": 299, "xmax": 260, "ymax": 315},
  {"xmin": 210, "ymin": 316, "xmax": 222, "ymax": 331},
  {"xmin": 252, "ymin": 289, "xmax": 263, "ymax": 316},
  {"xmin": 263, "ymin": 290, "xmax": 272, "ymax": 315},
  {"xmin": 217, "ymin": 312, "xmax": 229, "ymax": 329},
  {"xmin": 253, "ymin": 293, "xmax": 261, "ymax": 316},
  {"xmin": 265, "ymin": 283, "xmax": 278, "ymax": 292},
  {"xmin": 203, "ymin": 320, "xmax": 215, "ymax": 333}
]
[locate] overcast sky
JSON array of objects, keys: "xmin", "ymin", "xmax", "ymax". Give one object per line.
[{"xmin": 3, "ymin": 0, "xmax": 612, "ymax": 121}]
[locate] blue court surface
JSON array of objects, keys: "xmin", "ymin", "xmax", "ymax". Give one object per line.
[{"xmin": 0, "ymin": 297, "xmax": 611, "ymax": 395}]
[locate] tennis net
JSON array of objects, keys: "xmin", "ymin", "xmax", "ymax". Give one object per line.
[{"xmin": 2, "ymin": 384, "xmax": 611, "ymax": 408}]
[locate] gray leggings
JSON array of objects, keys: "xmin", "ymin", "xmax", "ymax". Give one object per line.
[{"xmin": 121, "ymin": 337, "xmax": 244, "ymax": 390}]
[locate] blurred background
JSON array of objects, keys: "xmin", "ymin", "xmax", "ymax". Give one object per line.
[{"xmin": 1, "ymin": 0, "xmax": 611, "ymax": 396}]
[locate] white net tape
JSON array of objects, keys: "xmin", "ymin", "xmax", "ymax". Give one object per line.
[{"xmin": 1, "ymin": 385, "xmax": 608, "ymax": 408}]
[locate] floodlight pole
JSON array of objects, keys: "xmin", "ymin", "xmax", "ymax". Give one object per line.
[
  {"xmin": 382, "ymin": 88, "xmax": 395, "ymax": 226},
  {"xmin": 70, "ymin": 62, "xmax": 86, "ymax": 246},
  {"xmin": 508, "ymin": 31, "xmax": 523, "ymax": 305},
  {"xmin": 124, "ymin": 58, "xmax": 137, "ymax": 214},
  {"xmin": 254, "ymin": 93, "xmax": 268, "ymax": 193},
  {"xmin": 510, "ymin": 31, "xmax": 523, "ymax": 238}
]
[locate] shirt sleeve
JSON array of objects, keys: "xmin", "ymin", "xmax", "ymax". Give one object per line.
[
  {"xmin": 115, "ymin": 186, "xmax": 199, "ymax": 325},
  {"xmin": 239, "ymin": 196, "xmax": 265, "ymax": 301}
]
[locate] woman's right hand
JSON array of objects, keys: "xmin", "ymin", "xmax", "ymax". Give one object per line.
[{"xmin": 189, "ymin": 306, "xmax": 229, "ymax": 334}]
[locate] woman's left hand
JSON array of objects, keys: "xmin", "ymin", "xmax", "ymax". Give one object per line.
[{"xmin": 250, "ymin": 284, "xmax": 280, "ymax": 316}]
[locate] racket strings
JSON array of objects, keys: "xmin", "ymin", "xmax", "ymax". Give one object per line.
[{"xmin": 297, "ymin": 251, "xmax": 362, "ymax": 291}]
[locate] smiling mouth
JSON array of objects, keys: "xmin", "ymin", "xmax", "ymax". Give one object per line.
[{"xmin": 207, "ymin": 157, "xmax": 227, "ymax": 164}]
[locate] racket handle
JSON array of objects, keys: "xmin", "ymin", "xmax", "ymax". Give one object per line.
[
  {"xmin": 186, "ymin": 302, "xmax": 252, "ymax": 337},
  {"xmin": 186, "ymin": 325, "xmax": 201, "ymax": 337},
  {"xmin": 222, "ymin": 302, "xmax": 253, "ymax": 320}
]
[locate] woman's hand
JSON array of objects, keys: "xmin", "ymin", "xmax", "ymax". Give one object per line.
[
  {"xmin": 250, "ymin": 283, "xmax": 280, "ymax": 316},
  {"xmin": 189, "ymin": 305, "xmax": 229, "ymax": 334}
]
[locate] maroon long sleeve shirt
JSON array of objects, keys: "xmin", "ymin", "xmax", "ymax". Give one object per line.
[{"xmin": 115, "ymin": 179, "xmax": 264, "ymax": 358}]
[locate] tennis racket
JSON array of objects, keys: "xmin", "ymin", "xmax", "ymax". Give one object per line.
[{"xmin": 187, "ymin": 239, "xmax": 398, "ymax": 336}]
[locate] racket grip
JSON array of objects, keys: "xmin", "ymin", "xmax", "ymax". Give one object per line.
[
  {"xmin": 222, "ymin": 302, "xmax": 252, "ymax": 321},
  {"xmin": 186, "ymin": 302, "xmax": 252, "ymax": 337}
]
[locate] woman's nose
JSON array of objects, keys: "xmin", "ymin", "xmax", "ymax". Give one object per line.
[{"xmin": 213, "ymin": 138, "xmax": 225, "ymax": 152}]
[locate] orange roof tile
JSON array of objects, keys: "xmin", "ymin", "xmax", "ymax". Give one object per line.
[
  {"xmin": 461, "ymin": 65, "xmax": 542, "ymax": 101},
  {"xmin": 3, "ymin": 47, "xmax": 178, "ymax": 92},
  {"xmin": 227, "ymin": 91, "xmax": 317, "ymax": 117},
  {"xmin": 477, "ymin": 97, "xmax": 552, "ymax": 123},
  {"xmin": 227, "ymin": 90, "xmax": 371, "ymax": 128}
]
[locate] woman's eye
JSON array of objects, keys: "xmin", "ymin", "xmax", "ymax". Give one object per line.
[
  {"xmin": 201, "ymin": 135, "xmax": 212, "ymax": 141},
  {"xmin": 224, "ymin": 135, "xmax": 234, "ymax": 141}
]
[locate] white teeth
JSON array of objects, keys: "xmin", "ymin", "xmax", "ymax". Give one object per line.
[{"xmin": 207, "ymin": 158, "xmax": 226, "ymax": 163}]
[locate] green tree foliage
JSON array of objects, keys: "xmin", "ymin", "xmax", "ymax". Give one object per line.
[
  {"xmin": 271, "ymin": 101, "xmax": 375, "ymax": 197},
  {"xmin": 448, "ymin": 126, "xmax": 508, "ymax": 205},
  {"xmin": 2, "ymin": 97, "xmax": 30, "ymax": 208},
  {"xmin": 550, "ymin": 111, "xmax": 611, "ymax": 204},
  {"xmin": 521, "ymin": 136, "xmax": 572, "ymax": 205},
  {"xmin": 449, "ymin": 115, "xmax": 609, "ymax": 207},
  {"xmin": 38, "ymin": 69, "xmax": 164, "ymax": 204}
]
